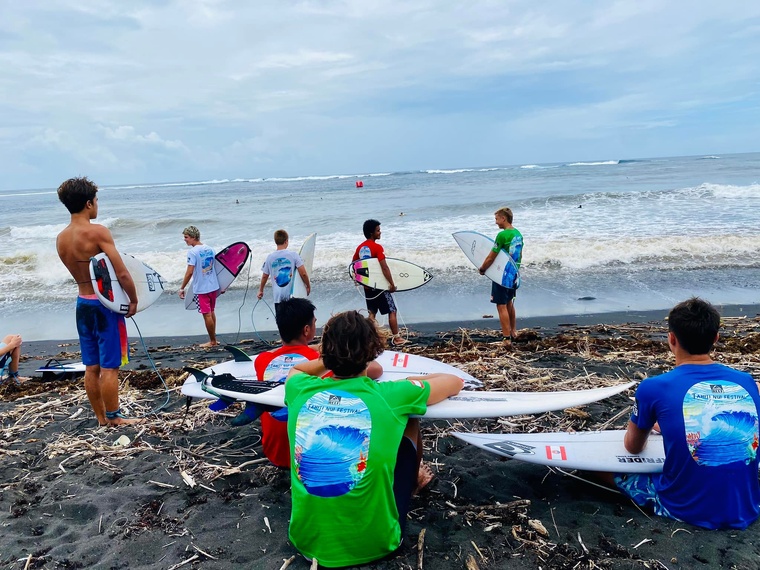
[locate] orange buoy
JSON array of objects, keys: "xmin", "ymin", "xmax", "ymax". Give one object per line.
[{"xmin": 356, "ymin": 180, "xmax": 364, "ymax": 188}]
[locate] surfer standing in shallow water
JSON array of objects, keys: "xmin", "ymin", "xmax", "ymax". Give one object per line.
[
  {"xmin": 353, "ymin": 219, "xmax": 406, "ymax": 346},
  {"xmin": 478, "ymin": 207, "xmax": 523, "ymax": 348},
  {"xmin": 56, "ymin": 177, "xmax": 140, "ymax": 426},
  {"xmin": 179, "ymin": 226, "xmax": 221, "ymax": 348}
]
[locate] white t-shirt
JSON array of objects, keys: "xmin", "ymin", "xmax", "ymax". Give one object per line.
[
  {"xmin": 187, "ymin": 244, "xmax": 220, "ymax": 294},
  {"xmin": 261, "ymin": 249, "xmax": 304, "ymax": 303}
]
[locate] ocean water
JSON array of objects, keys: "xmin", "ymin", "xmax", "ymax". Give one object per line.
[{"xmin": 2, "ymin": 152, "xmax": 760, "ymax": 341}]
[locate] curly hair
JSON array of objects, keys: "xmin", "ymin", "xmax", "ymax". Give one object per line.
[
  {"xmin": 320, "ymin": 311, "xmax": 386, "ymax": 377},
  {"xmin": 57, "ymin": 177, "xmax": 98, "ymax": 214}
]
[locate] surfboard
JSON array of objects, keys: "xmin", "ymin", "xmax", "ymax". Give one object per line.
[
  {"xmin": 453, "ymin": 231, "xmax": 520, "ymax": 289},
  {"xmin": 185, "ymin": 241, "xmax": 251, "ymax": 310},
  {"xmin": 291, "ymin": 233, "xmax": 316, "ymax": 298},
  {"xmin": 350, "ymin": 258, "xmax": 433, "ymax": 291},
  {"xmin": 35, "ymin": 360, "xmax": 87, "ymax": 381},
  {"xmin": 89, "ymin": 252, "xmax": 165, "ymax": 314},
  {"xmin": 181, "ymin": 348, "xmax": 634, "ymax": 419},
  {"xmin": 452, "ymin": 430, "xmax": 666, "ymax": 473},
  {"xmin": 181, "ymin": 348, "xmax": 484, "ymax": 401}
]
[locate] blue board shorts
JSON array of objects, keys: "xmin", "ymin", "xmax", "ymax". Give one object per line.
[
  {"xmin": 614, "ymin": 473, "xmax": 679, "ymax": 521},
  {"xmin": 0, "ymin": 342, "xmax": 8, "ymax": 370},
  {"xmin": 491, "ymin": 282, "xmax": 516, "ymax": 305},
  {"xmin": 76, "ymin": 297, "xmax": 129, "ymax": 369}
]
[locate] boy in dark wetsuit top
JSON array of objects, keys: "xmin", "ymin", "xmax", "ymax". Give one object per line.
[{"xmin": 56, "ymin": 177, "xmax": 140, "ymax": 426}]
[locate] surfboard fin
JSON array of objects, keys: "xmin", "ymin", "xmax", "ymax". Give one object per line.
[
  {"xmin": 225, "ymin": 345, "xmax": 253, "ymax": 362},
  {"xmin": 183, "ymin": 366, "xmax": 209, "ymax": 382}
]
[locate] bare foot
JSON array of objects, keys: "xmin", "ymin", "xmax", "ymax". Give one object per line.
[
  {"xmin": 199, "ymin": 341, "xmax": 220, "ymax": 348},
  {"xmin": 414, "ymin": 462, "xmax": 435, "ymax": 495}
]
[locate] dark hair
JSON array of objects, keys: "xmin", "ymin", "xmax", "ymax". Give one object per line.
[
  {"xmin": 320, "ymin": 311, "xmax": 385, "ymax": 377},
  {"xmin": 667, "ymin": 297, "xmax": 720, "ymax": 355},
  {"xmin": 58, "ymin": 177, "xmax": 98, "ymax": 214},
  {"xmin": 275, "ymin": 298, "xmax": 316, "ymax": 343},
  {"xmin": 362, "ymin": 219, "xmax": 381, "ymax": 239},
  {"xmin": 274, "ymin": 229, "xmax": 288, "ymax": 245}
]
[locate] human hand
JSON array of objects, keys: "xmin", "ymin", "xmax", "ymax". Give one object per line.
[
  {"xmin": 7, "ymin": 334, "xmax": 22, "ymax": 349},
  {"xmin": 257, "ymin": 291, "xmax": 264, "ymax": 300},
  {"xmin": 125, "ymin": 302, "xmax": 138, "ymax": 318},
  {"xmin": 389, "ymin": 284, "xmax": 397, "ymax": 293},
  {"xmin": 178, "ymin": 289, "xmax": 186, "ymax": 299}
]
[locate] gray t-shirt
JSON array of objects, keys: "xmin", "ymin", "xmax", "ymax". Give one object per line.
[{"xmin": 261, "ymin": 249, "xmax": 304, "ymax": 303}]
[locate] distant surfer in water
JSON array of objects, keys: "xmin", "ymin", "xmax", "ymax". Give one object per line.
[
  {"xmin": 178, "ymin": 226, "xmax": 220, "ymax": 348},
  {"xmin": 56, "ymin": 177, "xmax": 140, "ymax": 426},
  {"xmin": 599, "ymin": 298, "xmax": 760, "ymax": 529},
  {"xmin": 478, "ymin": 207, "xmax": 523, "ymax": 347},
  {"xmin": 284, "ymin": 310, "xmax": 463, "ymax": 567},
  {"xmin": 257, "ymin": 229, "xmax": 310, "ymax": 317},
  {"xmin": 353, "ymin": 219, "xmax": 405, "ymax": 346}
]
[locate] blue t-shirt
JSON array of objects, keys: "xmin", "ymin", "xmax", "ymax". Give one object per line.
[{"xmin": 631, "ymin": 363, "xmax": 760, "ymax": 529}]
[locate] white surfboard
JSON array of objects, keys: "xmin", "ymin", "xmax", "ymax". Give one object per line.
[
  {"xmin": 291, "ymin": 233, "xmax": 316, "ymax": 298},
  {"xmin": 453, "ymin": 430, "xmax": 666, "ymax": 473},
  {"xmin": 185, "ymin": 242, "xmax": 251, "ymax": 310},
  {"xmin": 181, "ymin": 349, "xmax": 483, "ymax": 401},
  {"xmin": 350, "ymin": 257, "xmax": 433, "ymax": 291},
  {"xmin": 90, "ymin": 252, "xmax": 165, "ymax": 314},
  {"xmin": 36, "ymin": 360, "xmax": 87, "ymax": 381},
  {"xmin": 182, "ymin": 349, "xmax": 634, "ymax": 419},
  {"xmin": 453, "ymin": 231, "xmax": 520, "ymax": 289}
]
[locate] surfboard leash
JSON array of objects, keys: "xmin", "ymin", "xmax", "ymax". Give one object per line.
[
  {"xmin": 129, "ymin": 317, "xmax": 171, "ymax": 417},
  {"xmin": 250, "ymin": 298, "xmax": 277, "ymax": 346},
  {"xmin": 231, "ymin": 253, "xmax": 254, "ymax": 345}
]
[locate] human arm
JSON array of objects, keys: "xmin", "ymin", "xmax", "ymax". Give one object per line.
[
  {"xmin": 378, "ymin": 258, "xmax": 397, "ymax": 293},
  {"xmin": 288, "ymin": 358, "xmax": 329, "ymax": 379},
  {"xmin": 406, "ymin": 373, "xmax": 463, "ymax": 405},
  {"xmin": 0, "ymin": 334, "xmax": 23, "ymax": 355},
  {"xmin": 257, "ymin": 273, "xmax": 269, "ymax": 300},
  {"xmin": 623, "ymin": 420, "xmax": 651, "ymax": 454},
  {"xmin": 479, "ymin": 250, "xmax": 498, "ymax": 275},
  {"xmin": 99, "ymin": 229, "xmax": 138, "ymax": 317},
  {"xmin": 297, "ymin": 265, "xmax": 311, "ymax": 295},
  {"xmin": 178, "ymin": 265, "xmax": 194, "ymax": 300}
]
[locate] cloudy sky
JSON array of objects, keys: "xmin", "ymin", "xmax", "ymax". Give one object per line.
[{"xmin": 2, "ymin": 1, "xmax": 759, "ymax": 190}]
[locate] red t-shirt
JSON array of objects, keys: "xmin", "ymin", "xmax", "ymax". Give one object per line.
[
  {"xmin": 256, "ymin": 344, "xmax": 320, "ymax": 468},
  {"xmin": 353, "ymin": 239, "xmax": 385, "ymax": 262}
]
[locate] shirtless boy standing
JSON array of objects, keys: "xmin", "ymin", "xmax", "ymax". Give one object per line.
[{"xmin": 56, "ymin": 177, "xmax": 140, "ymax": 426}]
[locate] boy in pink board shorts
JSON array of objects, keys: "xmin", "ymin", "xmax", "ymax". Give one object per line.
[{"xmin": 178, "ymin": 226, "xmax": 221, "ymax": 347}]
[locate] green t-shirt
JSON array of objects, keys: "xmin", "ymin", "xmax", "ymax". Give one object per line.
[
  {"xmin": 285, "ymin": 373, "xmax": 430, "ymax": 567},
  {"xmin": 492, "ymin": 227, "xmax": 523, "ymax": 269}
]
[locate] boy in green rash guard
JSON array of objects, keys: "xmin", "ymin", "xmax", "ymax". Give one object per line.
[
  {"xmin": 478, "ymin": 206, "xmax": 523, "ymax": 347},
  {"xmin": 284, "ymin": 311, "xmax": 463, "ymax": 567}
]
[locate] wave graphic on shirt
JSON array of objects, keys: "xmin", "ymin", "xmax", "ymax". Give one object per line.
[
  {"xmin": 684, "ymin": 382, "xmax": 759, "ymax": 467},
  {"xmin": 295, "ymin": 390, "xmax": 371, "ymax": 497}
]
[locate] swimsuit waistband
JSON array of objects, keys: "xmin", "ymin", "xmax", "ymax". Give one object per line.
[{"xmin": 78, "ymin": 294, "xmax": 100, "ymax": 301}]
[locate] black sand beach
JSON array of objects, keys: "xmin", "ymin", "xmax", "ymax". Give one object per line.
[{"xmin": 2, "ymin": 306, "xmax": 760, "ymax": 569}]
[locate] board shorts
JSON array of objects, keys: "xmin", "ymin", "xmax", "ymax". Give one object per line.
[
  {"xmin": 491, "ymin": 282, "xmax": 516, "ymax": 305},
  {"xmin": 76, "ymin": 296, "xmax": 129, "ymax": 369},
  {"xmin": 614, "ymin": 473, "xmax": 679, "ymax": 521},
  {"xmin": 364, "ymin": 287, "xmax": 396, "ymax": 316},
  {"xmin": 393, "ymin": 436, "xmax": 418, "ymax": 535},
  {"xmin": 261, "ymin": 408, "xmax": 291, "ymax": 468},
  {"xmin": 0, "ymin": 343, "xmax": 8, "ymax": 370},
  {"xmin": 197, "ymin": 290, "xmax": 219, "ymax": 314}
]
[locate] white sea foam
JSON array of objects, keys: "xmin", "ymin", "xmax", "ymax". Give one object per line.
[{"xmin": 567, "ymin": 160, "xmax": 619, "ymax": 166}]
